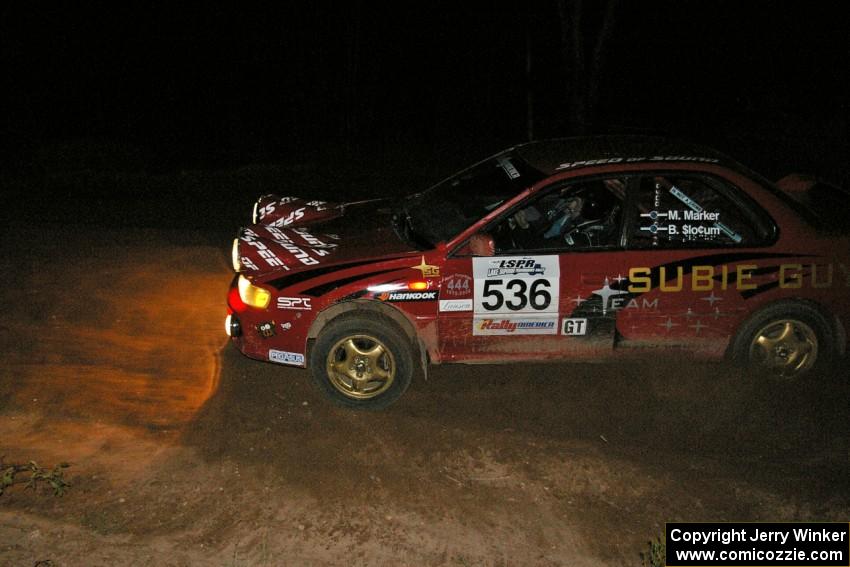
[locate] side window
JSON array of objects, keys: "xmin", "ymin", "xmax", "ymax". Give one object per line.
[
  {"xmin": 490, "ymin": 176, "xmax": 626, "ymax": 253},
  {"xmin": 630, "ymin": 175, "xmax": 760, "ymax": 248}
]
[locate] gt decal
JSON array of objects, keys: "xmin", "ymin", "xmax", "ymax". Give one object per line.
[{"xmin": 561, "ymin": 318, "xmax": 588, "ymax": 336}]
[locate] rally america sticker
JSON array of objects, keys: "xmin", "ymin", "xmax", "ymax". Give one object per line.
[
  {"xmin": 474, "ymin": 316, "xmax": 559, "ymax": 335},
  {"xmin": 472, "ymin": 256, "xmax": 560, "ymax": 335}
]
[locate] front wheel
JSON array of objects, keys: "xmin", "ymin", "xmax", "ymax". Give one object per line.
[
  {"xmin": 731, "ymin": 302, "xmax": 834, "ymax": 379},
  {"xmin": 310, "ymin": 314, "xmax": 414, "ymax": 409}
]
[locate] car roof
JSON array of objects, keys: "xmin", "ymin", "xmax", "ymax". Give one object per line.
[{"xmin": 513, "ymin": 136, "xmax": 737, "ymax": 176}]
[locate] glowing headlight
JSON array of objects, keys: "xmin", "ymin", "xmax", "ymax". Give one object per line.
[
  {"xmin": 231, "ymin": 238, "xmax": 242, "ymax": 272},
  {"xmin": 238, "ymin": 275, "xmax": 271, "ymax": 309},
  {"xmin": 252, "ymin": 201, "xmax": 259, "ymax": 224}
]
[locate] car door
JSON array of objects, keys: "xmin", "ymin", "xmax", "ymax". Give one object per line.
[
  {"xmin": 437, "ymin": 175, "xmax": 630, "ymax": 363},
  {"xmin": 614, "ymin": 171, "xmax": 777, "ymax": 356}
]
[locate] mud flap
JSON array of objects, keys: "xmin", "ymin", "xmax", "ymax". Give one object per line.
[{"xmin": 418, "ymin": 337, "xmax": 429, "ymax": 381}]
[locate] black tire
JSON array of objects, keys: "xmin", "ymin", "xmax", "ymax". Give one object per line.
[
  {"xmin": 730, "ymin": 301, "xmax": 835, "ymax": 378},
  {"xmin": 309, "ymin": 313, "xmax": 414, "ymax": 409}
]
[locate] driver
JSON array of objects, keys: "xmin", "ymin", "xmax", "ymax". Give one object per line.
[
  {"xmin": 542, "ymin": 195, "xmax": 584, "ymax": 239},
  {"xmin": 508, "ymin": 194, "xmax": 584, "ymax": 249}
]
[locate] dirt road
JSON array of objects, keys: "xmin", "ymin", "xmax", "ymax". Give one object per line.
[{"xmin": 2, "ymin": 223, "xmax": 848, "ymax": 566}]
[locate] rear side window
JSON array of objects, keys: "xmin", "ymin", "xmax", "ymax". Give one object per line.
[{"xmin": 629, "ymin": 174, "xmax": 767, "ymax": 248}]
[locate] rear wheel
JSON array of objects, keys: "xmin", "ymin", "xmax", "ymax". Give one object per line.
[
  {"xmin": 310, "ymin": 314, "xmax": 414, "ymax": 409},
  {"xmin": 732, "ymin": 302, "xmax": 834, "ymax": 379}
]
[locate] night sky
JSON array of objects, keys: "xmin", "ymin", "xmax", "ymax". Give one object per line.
[{"xmin": 3, "ymin": 3, "xmax": 849, "ymax": 180}]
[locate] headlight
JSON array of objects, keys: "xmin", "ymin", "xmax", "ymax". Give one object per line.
[
  {"xmin": 238, "ymin": 275, "xmax": 271, "ymax": 309},
  {"xmin": 231, "ymin": 238, "xmax": 242, "ymax": 272},
  {"xmin": 252, "ymin": 201, "xmax": 259, "ymax": 224}
]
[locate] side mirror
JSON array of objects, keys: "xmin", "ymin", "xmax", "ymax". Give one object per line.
[{"xmin": 469, "ymin": 232, "xmax": 495, "ymax": 257}]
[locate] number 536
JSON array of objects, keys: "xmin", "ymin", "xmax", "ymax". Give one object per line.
[{"xmin": 481, "ymin": 279, "xmax": 552, "ymax": 311}]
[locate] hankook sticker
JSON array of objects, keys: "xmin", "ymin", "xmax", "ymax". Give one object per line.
[{"xmin": 378, "ymin": 291, "xmax": 438, "ymax": 302}]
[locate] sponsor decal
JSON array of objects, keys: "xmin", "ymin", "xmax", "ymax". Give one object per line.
[
  {"xmin": 439, "ymin": 299, "xmax": 473, "ymax": 312},
  {"xmin": 473, "ymin": 255, "xmax": 560, "ymax": 316},
  {"xmin": 280, "ymin": 322, "xmax": 292, "ymax": 331},
  {"xmin": 269, "ymin": 207, "xmax": 306, "ymax": 227},
  {"xmin": 240, "ymin": 256, "xmax": 259, "ymax": 271},
  {"xmin": 240, "ymin": 229, "xmax": 287, "ymax": 268},
  {"xmin": 473, "ymin": 316, "xmax": 558, "ymax": 335},
  {"xmin": 269, "ymin": 349, "xmax": 304, "ymax": 366},
  {"xmin": 277, "ymin": 296, "xmax": 313, "ymax": 310},
  {"xmin": 291, "ymin": 227, "xmax": 339, "ymax": 248},
  {"xmin": 561, "ymin": 318, "xmax": 588, "ymax": 336},
  {"xmin": 484, "ymin": 257, "xmax": 547, "ymax": 277},
  {"xmin": 554, "ymin": 155, "xmax": 719, "ymax": 171},
  {"xmin": 628, "ymin": 263, "xmax": 850, "ymax": 293},
  {"xmin": 256, "ymin": 321, "xmax": 276, "ymax": 338},
  {"xmin": 378, "ymin": 291, "xmax": 438, "ymax": 302},
  {"xmin": 444, "ymin": 274, "xmax": 472, "ymax": 297},
  {"xmin": 497, "ymin": 156, "xmax": 521, "ymax": 179},
  {"xmin": 305, "ymin": 200, "xmax": 330, "ymax": 211},
  {"xmin": 410, "ymin": 256, "xmax": 440, "ymax": 277}
]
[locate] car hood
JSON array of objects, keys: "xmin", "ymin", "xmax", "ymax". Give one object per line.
[{"xmin": 234, "ymin": 197, "xmax": 417, "ymax": 278}]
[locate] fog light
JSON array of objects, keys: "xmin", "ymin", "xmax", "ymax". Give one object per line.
[{"xmin": 225, "ymin": 314, "xmax": 242, "ymax": 337}]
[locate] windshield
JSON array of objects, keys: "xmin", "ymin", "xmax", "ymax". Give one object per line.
[{"xmin": 400, "ymin": 152, "xmax": 546, "ymax": 246}]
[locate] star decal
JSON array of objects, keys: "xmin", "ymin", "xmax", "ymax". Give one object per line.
[
  {"xmin": 689, "ymin": 320, "xmax": 706, "ymax": 334},
  {"xmin": 591, "ymin": 277, "xmax": 630, "ymax": 315},
  {"xmin": 701, "ymin": 292, "xmax": 723, "ymax": 306},
  {"xmin": 410, "ymin": 256, "xmax": 440, "ymax": 277}
]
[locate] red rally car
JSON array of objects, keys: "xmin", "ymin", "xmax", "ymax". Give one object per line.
[{"xmin": 226, "ymin": 137, "xmax": 850, "ymax": 409}]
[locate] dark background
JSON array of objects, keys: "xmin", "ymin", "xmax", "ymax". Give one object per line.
[{"xmin": 2, "ymin": 2, "xmax": 848, "ymax": 223}]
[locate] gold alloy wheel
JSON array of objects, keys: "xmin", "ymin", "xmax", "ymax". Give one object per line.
[
  {"xmin": 748, "ymin": 319, "xmax": 818, "ymax": 377},
  {"xmin": 325, "ymin": 334, "xmax": 396, "ymax": 399}
]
